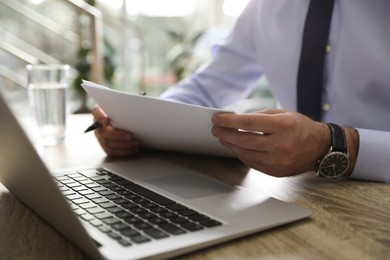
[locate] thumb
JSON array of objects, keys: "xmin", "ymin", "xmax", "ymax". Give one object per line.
[{"xmin": 91, "ymin": 105, "xmax": 110, "ymax": 126}]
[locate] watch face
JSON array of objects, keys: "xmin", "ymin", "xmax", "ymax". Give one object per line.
[{"xmin": 319, "ymin": 152, "xmax": 349, "ymax": 178}]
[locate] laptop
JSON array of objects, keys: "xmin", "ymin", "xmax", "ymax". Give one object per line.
[{"xmin": 0, "ymin": 94, "xmax": 311, "ymax": 260}]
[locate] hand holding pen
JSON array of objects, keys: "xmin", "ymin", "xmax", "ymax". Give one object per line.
[
  {"xmin": 88, "ymin": 105, "xmax": 140, "ymax": 157},
  {"xmin": 84, "ymin": 121, "xmax": 101, "ymax": 133},
  {"xmin": 85, "ymin": 91, "xmax": 146, "ymax": 133}
]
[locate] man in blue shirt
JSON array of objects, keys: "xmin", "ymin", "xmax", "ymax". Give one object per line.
[{"xmin": 91, "ymin": 0, "xmax": 390, "ymax": 183}]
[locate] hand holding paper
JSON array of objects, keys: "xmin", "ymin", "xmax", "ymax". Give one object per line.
[{"xmin": 82, "ymin": 81, "xmax": 234, "ymax": 157}]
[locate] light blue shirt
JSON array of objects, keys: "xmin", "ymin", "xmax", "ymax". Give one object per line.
[{"xmin": 160, "ymin": 0, "xmax": 390, "ymax": 183}]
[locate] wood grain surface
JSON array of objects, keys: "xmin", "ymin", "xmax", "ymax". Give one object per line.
[{"xmin": 0, "ymin": 114, "xmax": 389, "ymax": 260}]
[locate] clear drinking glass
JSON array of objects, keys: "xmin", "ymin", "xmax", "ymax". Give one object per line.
[{"xmin": 26, "ymin": 64, "xmax": 70, "ymax": 146}]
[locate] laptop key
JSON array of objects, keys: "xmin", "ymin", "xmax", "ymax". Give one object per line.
[
  {"xmin": 115, "ymin": 212, "xmax": 133, "ymax": 219},
  {"xmin": 121, "ymin": 202, "xmax": 138, "ymax": 209},
  {"xmin": 141, "ymin": 202, "xmax": 158, "ymax": 209},
  {"xmin": 92, "ymin": 197, "xmax": 109, "ymax": 204},
  {"xmin": 112, "ymin": 198, "xmax": 129, "ymax": 205},
  {"xmin": 84, "ymin": 182, "xmax": 99, "ymax": 188},
  {"xmin": 63, "ymin": 190, "xmax": 76, "ymax": 196},
  {"xmin": 200, "ymin": 219, "xmax": 222, "ymax": 228},
  {"xmin": 100, "ymin": 202, "xmax": 117, "ymax": 209},
  {"xmin": 138, "ymin": 212, "xmax": 157, "ymax": 220},
  {"xmin": 188, "ymin": 214, "xmax": 210, "ymax": 222},
  {"xmin": 108, "ymin": 175, "xmax": 124, "ymax": 181},
  {"xmin": 166, "ymin": 203, "xmax": 187, "ymax": 212},
  {"xmin": 150, "ymin": 206, "xmax": 168, "ymax": 214},
  {"xmin": 99, "ymin": 190, "xmax": 115, "ymax": 196},
  {"xmin": 105, "ymin": 194, "xmax": 121, "ymax": 200},
  {"xmin": 124, "ymin": 183, "xmax": 175, "ymax": 206},
  {"xmin": 102, "ymin": 217, "xmax": 121, "ymax": 225},
  {"xmin": 118, "ymin": 239, "xmax": 132, "ymax": 247},
  {"xmin": 86, "ymin": 193, "xmax": 101, "ymax": 200},
  {"xmin": 96, "ymin": 180, "xmax": 110, "ymax": 185},
  {"xmin": 112, "ymin": 223, "xmax": 131, "ymax": 231},
  {"xmin": 72, "ymin": 186, "xmax": 88, "ymax": 192},
  {"xmin": 180, "ymin": 222, "xmax": 204, "ymax": 231},
  {"xmin": 78, "ymin": 189, "xmax": 94, "ymax": 196},
  {"xmin": 107, "ymin": 232, "xmax": 122, "ymax": 240},
  {"xmin": 92, "ymin": 186, "xmax": 106, "ymax": 192},
  {"xmin": 66, "ymin": 194, "xmax": 83, "ymax": 200},
  {"xmin": 129, "ymin": 207, "xmax": 147, "ymax": 215},
  {"xmin": 101, "ymin": 183, "xmax": 117, "ymax": 188},
  {"xmin": 124, "ymin": 193, "xmax": 141, "ymax": 200},
  {"xmin": 74, "ymin": 208, "xmax": 86, "ymax": 216},
  {"xmin": 81, "ymin": 213, "xmax": 95, "ymax": 221},
  {"xmin": 170, "ymin": 216, "xmax": 189, "ymax": 224},
  {"xmin": 89, "ymin": 219, "xmax": 103, "ymax": 227},
  {"xmin": 159, "ymin": 223, "xmax": 186, "ymax": 235},
  {"xmin": 116, "ymin": 189, "xmax": 132, "ymax": 196},
  {"xmin": 107, "ymin": 207, "xmax": 125, "ymax": 214},
  {"xmin": 124, "ymin": 216, "xmax": 143, "ymax": 225},
  {"xmin": 98, "ymin": 225, "xmax": 111, "ymax": 233},
  {"xmin": 178, "ymin": 209, "xmax": 198, "ymax": 217},
  {"xmin": 144, "ymin": 228, "xmax": 169, "ymax": 239},
  {"xmin": 66, "ymin": 182, "xmax": 82, "ymax": 188},
  {"xmin": 132, "ymin": 198, "xmax": 150, "ymax": 204},
  {"xmin": 159, "ymin": 211, "xmax": 178, "ymax": 219},
  {"xmin": 87, "ymin": 207, "xmax": 104, "ymax": 214},
  {"xmin": 133, "ymin": 222, "xmax": 153, "ymax": 230},
  {"xmin": 110, "ymin": 186, "xmax": 125, "ymax": 192},
  {"xmin": 130, "ymin": 235, "xmax": 151, "ymax": 244},
  {"xmin": 95, "ymin": 212, "xmax": 112, "ymax": 219},
  {"xmin": 72, "ymin": 198, "xmax": 90, "ymax": 205},
  {"xmin": 121, "ymin": 228, "xmax": 140, "ymax": 238},
  {"xmin": 148, "ymin": 217, "xmax": 168, "ymax": 225},
  {"xmin": 79, "ymin": 202, "xmax": 97, "ymax": 209}
]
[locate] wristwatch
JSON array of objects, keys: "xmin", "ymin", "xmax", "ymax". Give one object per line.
[{"xmin": 317, "ymin": 123, "xmax": 350, "ymax": 178}]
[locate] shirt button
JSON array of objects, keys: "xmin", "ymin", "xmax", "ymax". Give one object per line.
[
  {"xmin": 322, "ymin": 103, "xmax": 331, "ymax": 111},
  {"xmin": 326, "ymin": 45, "xmax": 332, "ymax": 54}
]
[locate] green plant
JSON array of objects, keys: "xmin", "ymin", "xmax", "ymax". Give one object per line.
[
  {"xmin": 165, "ymin": 26, "xmax": 204, "ymax": 82},
  {"xmin": 72, "ymin": 0, "xmax": 116, "ymax": 113}
]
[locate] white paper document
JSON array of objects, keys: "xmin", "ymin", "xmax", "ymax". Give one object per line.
[{"xmin": 82, "ymin": 81, "xmax": 234, "ymax": 157}]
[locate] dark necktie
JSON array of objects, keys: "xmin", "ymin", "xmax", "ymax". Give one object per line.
[{"xmin": 297, "ymin": 0, "xmax": 335, "ymax": 121}]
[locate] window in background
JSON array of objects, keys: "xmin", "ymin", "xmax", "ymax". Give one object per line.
[
  {"xmin": 223, "ymin": 0, "xmax": 249, "ymax": 17},
  {"xmin": 96, "ymin": 0, "xmax": 250, "ymax": 96}
]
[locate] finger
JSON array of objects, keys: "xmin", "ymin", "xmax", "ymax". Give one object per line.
[
  {"xmin": 219, "ymin": 140, "xmax": 293, "ymax": 177},
  {"xmin": 212, "ymin": 113, "xmax": 283, "ymax": 133},
  {"xmin": 98, "ymin": 136, "xmax": 140, "ymax": 157},
  {"xmin": 219, "ymin": 140, "xmax": 271, "ymax": 167},
  {"xmin": 257, "ymin": 108, "xmax": 287, "ymax": 114},
  {"xmin": 92, "ymin": 105, "xmax": 108, "ymax": 121},
  {"xmin": 212, "ymin": 126, "xmax": 269, "ymax": 151},
  {"xmin": 103, "ymin": 138, "xmax": 140, "ymax": 150},
  {"xmin": 104, "ymin": 146, "xmax": 140, "ymax": 158},
  {"xmin": 96, "ymin": 124, "xmax": 133, "ymax": 142}
]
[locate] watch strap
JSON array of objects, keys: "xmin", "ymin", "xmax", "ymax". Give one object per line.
[{"xmin": 327, "ymin": 123, "xmax": 347, "ymax": 153}]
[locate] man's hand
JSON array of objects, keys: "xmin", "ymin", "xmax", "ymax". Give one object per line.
[
  {"xmin": 211, "ymin": 109, "xmax": 331, "ymax": 177},
  {"xmin": 91, "ymin": 105, "xmax": 140, "ymax": 157}
]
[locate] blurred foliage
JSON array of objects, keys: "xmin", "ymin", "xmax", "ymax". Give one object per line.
[
  {"xmin": 72, "ymin": 0, "xmax": 116, "ymax": 113},
  {"xmin": 165, "ymin": 26, "xmax": 204, "ymax": 82}
]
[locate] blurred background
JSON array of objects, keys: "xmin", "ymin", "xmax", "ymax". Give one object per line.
[{"xmin": 0, "ymin": 0, "xmax": 274, "ymax": 116}]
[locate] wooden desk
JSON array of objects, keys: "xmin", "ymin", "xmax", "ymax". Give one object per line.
[{"xmin": 1, "ymin": 114, "xmax": 389, "ymax": 260}]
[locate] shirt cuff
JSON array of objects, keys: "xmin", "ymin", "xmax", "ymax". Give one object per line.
[{"xmin": 350, "ymin": 128, "xmax": 390, "ymax": 183}]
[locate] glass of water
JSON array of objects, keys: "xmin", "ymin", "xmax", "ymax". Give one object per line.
[{"xmin": 26, "ymin": 64, "xmax": 70, "ymax": 146}]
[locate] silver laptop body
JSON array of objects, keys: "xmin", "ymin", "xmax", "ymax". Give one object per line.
[{"xmin": 0, "ymin": 94, "xmax": 310, "ymax": 260}]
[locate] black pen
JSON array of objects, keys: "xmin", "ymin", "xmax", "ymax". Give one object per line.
[{"xmin": 84, "ymin": 121, "xmax": 101, "ymax": 133}]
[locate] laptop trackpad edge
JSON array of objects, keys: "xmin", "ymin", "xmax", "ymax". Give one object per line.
[{"xmin": 145, "ymin": 173, "xmax": 235, "ymax": 200}]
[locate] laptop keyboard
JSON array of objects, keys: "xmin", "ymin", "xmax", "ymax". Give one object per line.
[{"xmin": 54, "ymin": 168, "xmax": 222, "ymax": 247}]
